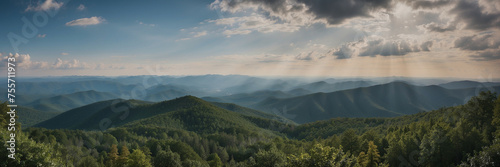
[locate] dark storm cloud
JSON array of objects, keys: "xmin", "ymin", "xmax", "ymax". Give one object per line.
[
  {"xmin": 225, "ymin": 0, "xmax": 290, "ymax": 14},
  {"xmin": 450, "ymin": 0, "xmax": 500, "ymax": 30},
  {"xmin": 454, "ymin": 35, "xmax": 500, "ymax": 51},
  {"xmin": 454, "ymin": 34, "xmax": 500, "ymax": 61},
  {"xmin": 215, "ymin": 0, "xmax": 393, "ymax": 25},
  {"xmin": 295, "ymin": 0, "xmax": 393, "ymax": 25},
  {"xmin": 470, "ymin": 50, "xmax": 500, "ymax": 61},
  {"xmin": 216, "ymin": 0, "xmax": 500, "ymax": 30},
  {"xmin": 403, "ymin": 0, "xmax": 452, "ymax": 9}
]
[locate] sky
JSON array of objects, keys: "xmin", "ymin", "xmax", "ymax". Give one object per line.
[{"xmin": 0, "ymin": 0, "xmax": 499, "ymax": 79}]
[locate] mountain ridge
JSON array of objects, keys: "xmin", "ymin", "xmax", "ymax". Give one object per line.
[{"xmin": 253, "ymin": 81, "xmax": 500, "ymax": 123}]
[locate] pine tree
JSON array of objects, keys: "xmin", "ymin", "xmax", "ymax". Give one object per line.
[
  {"xmin": 117, "ymin": 145, "xmax": 130, "ymax": 166},
  {"xmin": 364, "ymin": 141, "xmax": 380, "ymax": 167},
  {"xmin": 108, "ymin": 144, "xmax": 119, "ymax": 166}
]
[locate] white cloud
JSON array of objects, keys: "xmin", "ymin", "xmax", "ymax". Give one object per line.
[
  {"xmin": 61, "ymin": 52, "xmax": 69, "ymax": 55},
  {"xmin": 25, "ymin": 0, "xmax": 63, "ymax": 12},
  {"xmin": 37, "ymin": 34, "xmax": 46, "ymax": 38},
  {"xmin": 66, "ymin": 16, "xmax": 106, "ymax": 26},
  {"xmin": 77, "ymin": 4, "xmax": 85, "ymax": 11},
  {"xmin": 1, "ymin": 53, "xmax": 93, "ymax": 70},
  {"xmin": 1, "ymin": 53, "xmax": 49, "ymax": 69},
  {"xmin": 52, "ymin": 58, "xmax": 89, "ymax": 69}
]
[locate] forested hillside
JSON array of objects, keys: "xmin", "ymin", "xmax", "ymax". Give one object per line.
[
  {"xmin": 255, "ymin": 82, "xmax": 500, "ymax": 123},
  {"xmin": 1, "ymin": 91, "xmax": 500, "ymax": 166}
]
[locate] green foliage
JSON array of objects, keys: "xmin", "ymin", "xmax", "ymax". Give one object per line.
[
  {"xmin": 251, "ymin": 146, "xmax": 286, "ymax": 167},
  {"xmin": 208, "ymin": 153, "xmax": 223, "ymax": 167},
  {"xmin": 2, "ymin": 92, "xmax": 499, "ymax": 167},
  {"xmin": 286, "ymin": 143, "xmax": 357, "ymax": 167},
  {"xmin": 492, "ymin": 97, "xmax": 500, "ymax": 136},
  {"xmin": 358, "ymin": 141, "xmax": 380, "ymax": 167},
  {"xmin": 128, "ymin": 149, "xmax": 152, "ymax": 167},
  {"xmin": 460, "ymin": 139, "xmax": 500, "ymax": 166},
  {"xmin": 0, "ymin": 131, "xmax": 63, "ymax": 166},
  {"xmin": 108, "ymin": 144, "xmax": 119, "ymax": 166},
  {"xmin": 116, "ymin": 145, "xmax": 130, "ymax": 166},
  {"xmin": 154, "ymin": 150, "xmax": 182, "ymax": 167},
  {"xmin": 418, "ymin": 123, "xmax": 454, "ymax": 166},
  {"xmin": 341, "ymin": 129, "xmax": 361, "ymax": 155},
  {"xmin": 77, "ymin": 156, "xmax": 99, "ymax": 167},
  {"xmin": 183, "ymin": 159, "xmax": 210, "ymax": 167}
]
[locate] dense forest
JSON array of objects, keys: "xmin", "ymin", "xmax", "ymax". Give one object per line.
[{"xmin": 1, "ymin": 91, "xmax": 500, "ymax": 166}]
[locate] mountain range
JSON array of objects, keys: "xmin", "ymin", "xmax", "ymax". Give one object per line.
[
  {"xmin": 253, "ymin": 82, "xmax": 500, "ymax": 123},
  {"xmin": 2, "ymin": 75, "xmax": 498, "ymax": 127}
]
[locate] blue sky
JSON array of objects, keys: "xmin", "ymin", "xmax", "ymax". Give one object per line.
[{"xmin": 1, "ymin": 0, "xmax": 499, "ymax": 79}]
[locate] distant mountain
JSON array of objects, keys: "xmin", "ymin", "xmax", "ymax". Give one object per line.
[
  {"xmin": 223, "ymin": 77, "xmax": 300, "ymax": 94},
  {"xmin": 292, "ymin": 80, "xmax": 377, "ymax": 93},
  {"xmin": 14, "ymin": 80, "xmax": 136, "ymax": 96},
  {"xmin": 439, "ymin": 80, "xmax": 500, "ymax": 89},
  {"xmin": 202, "ymin": 90, "xmax": 294, "ymax": 107},
  {"xmin": 25, "ymin": 90, "xmax": 119, "ymax": 112},
  {"xmin": 202, "ymin": 81, "xmax": 376, "ymax": 107},
  {"xmin": 254, "ymin": 82, "xmax": 500, "ymax": 123},
  {"xmin": 286, "ymin": 88, "xmax": 312, "ymax": 96},
  {"xmin": 0, "ymin": 93, "xmax": 53, "ymax": 106},
  {"xmin": 35, "ymin": 96, "xmax": 290, "ymax": 132},
  {"xmin": 17, "ymin": 106, "xmax": 60, "ymax": 127},
  {"xmin": 143, "ymin": 84, "xmax": 207, "ymax": 102}
]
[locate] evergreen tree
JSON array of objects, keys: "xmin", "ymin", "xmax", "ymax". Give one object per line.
[
  {"xmin": 117, "ymin": 145, "xmax": 131, "ymax": 166},
  {"xmin": 358, "ymin": 141, "xmax": 380, "ymax": 167},
  {"xmin": 108, "ymin": 144, "xmax": 119, "ymax": 166}
]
